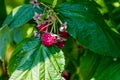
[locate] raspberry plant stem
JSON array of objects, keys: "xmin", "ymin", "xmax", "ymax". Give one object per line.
[
  {"xmin": 54, "ymin": 13, "xmax": 62, "ymax": 25},
  {"xmin": 40, "ymin": 2, "xmax": 51, "ymax": 10},
  {"xmin": 39, "ymin": 2, "xmax": 63, "ymax": 35}
]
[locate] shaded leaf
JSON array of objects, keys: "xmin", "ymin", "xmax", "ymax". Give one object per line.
[
  {"xmin": 8, "ymin": 38, "xmax": 65, "ymax": 80},
  {"xmin": 55, "ymin": 2, "xmax": 120, "ymax": 57},
  {"xmin": 0, "ymin": 26, "xmax": 11, "ymax": 61},
  {"xmin": 93, "ymin": 56, "xmax": 120, "ymax": 80},
  {"xmin": 79, "ymin": 50, "xmax": 101, "ymax": 80},
  {"xmin": 13, "ymin": 24, "xmax": 34, "ymax": 44}
]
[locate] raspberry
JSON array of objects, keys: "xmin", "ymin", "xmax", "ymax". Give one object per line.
[
  {"xmin": 37, "ymin": 22, "xmax": 49, "ymax": 32},
  {"xmin": 60, "ymin": 31, "xmax": 69, "ymax": 38},
  {"xmin": 56, "ymin": 41, "xmax": 65, "ymax": 49},
  {"xmin": 41, "ymin": 33, "xmax": 56, "ymax": 46},
  {"xmin": 61, "ymin": 71, "xmax": 70, "ymax": 80}
]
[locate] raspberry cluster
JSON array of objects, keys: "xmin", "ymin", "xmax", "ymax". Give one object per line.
[{"xmin": 33, "ymin": 4, "xmax": 69, "ymax": 49}]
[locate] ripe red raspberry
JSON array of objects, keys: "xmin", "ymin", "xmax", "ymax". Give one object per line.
[
  {"xmin": 41, "ymin": 33, "xmax": 56, "ymax": 46},
  {"xmin": 56, "ymin": 41, "xmax": 65, "ymax": 49},
  {"xmin": 37, "ymin": 22, "xmax": 49, "ymax": 32},
  {"xmin": 60, "ymin": 31, "xmax": 69, "ymax": 38}
]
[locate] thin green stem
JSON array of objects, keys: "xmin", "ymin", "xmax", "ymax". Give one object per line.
[
  {"xmin": 56, "ymin": 23, "xmax": 59, "ymax": 34},
  {"xmin": 50, "ymin": 23, "xmax": 54, "ymax": 33},
  {"xmin": 54, "ymin": 13, "xmax": 62, "ymax": 24},
  {"xmin": 40, "ymin": 2, "xmax": 62, "ymax": 25},
  {"xmin": 53, "ymin": 21, "xmax": 56, "ymax": 33},
  {"xmin": 40, "ymin": 2, "xmax": 51, "ymax": 10},
  {"xmin": 39, "ymin": 2, "xmax": 62, "ymax": 34}
]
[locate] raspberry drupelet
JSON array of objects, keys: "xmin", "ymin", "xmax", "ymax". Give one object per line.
[
  {"xmin": 41, "ymin": 33, "xmax": 56, "ymax": 46},
  {"xmin": 37, "ymin": 22, "xmax": 49, "ymax": 32}
]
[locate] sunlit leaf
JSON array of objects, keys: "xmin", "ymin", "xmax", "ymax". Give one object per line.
[{"xmin": 8, "ymin": 38, "xmax": 65, "ymax": 80}]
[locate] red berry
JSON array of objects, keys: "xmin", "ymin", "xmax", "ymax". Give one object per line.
[
  {"xmin": 60, "ymin": 31, "xmax": 69, "ymax": 38},
  {"xmin": 37, "ymin": 22, "xmax": 49, "ymax": 32},
  {"xmin": 56, "ymin": 41, "xmax": 65, "ymax": 49},
  {"xmin": 61, "ymin": 71, "xmax": 70, "ymax": 80},
  {"xmin": 41, "ymin": 33, "xmax": 56, "ymax": 46}
]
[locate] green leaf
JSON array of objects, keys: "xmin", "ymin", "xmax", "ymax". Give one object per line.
[
  {"xmin": 0, "ymin": 25, "xmax": 11, "ymax": 61},
  {"xmin": 55, "ymin": 2, "xmax": 120, "ymax": 57},
  {"xmin": 79, "ymin": 50, "xmax": 101, "ymax": 80},
  {"xmin": 2, "ymin": 4, "xmax": 41, "ymax": 29},
  {"xmin": 13, "ymin": 24, "xmax": 34, "ymax": 44},
  {"xmin": 8, "ymin": 38, "xmax": 65, "ymax": 80},
  {"xmin": 92, "ymin": 56, "xmax": 120, "ymax": 80}
]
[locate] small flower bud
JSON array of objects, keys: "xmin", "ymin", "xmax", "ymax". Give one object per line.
[
  {"xmin": 60, "ymin": 22, "xmax": 67, "ymax": 32},
  {"xmin": 30, "ymin": 0, "xmax": 40, "ymax": 8},
  {"xmin": 33, "ymin": 12, "xmax": 42, "ymax": 21},
  {"xmin": 34, "ymin": 31, "xmax": 40, "ymax": 38}
]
